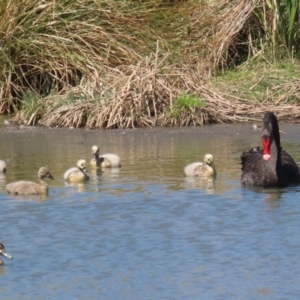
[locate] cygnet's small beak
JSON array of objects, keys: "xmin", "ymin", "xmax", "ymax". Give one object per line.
[{"xmin": 1, "ymin": 252, "xmax": 13, "ymax": 260}]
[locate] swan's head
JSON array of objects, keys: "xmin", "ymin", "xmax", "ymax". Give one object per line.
[
  {"xmin": 261, "ymin": 112, "xmax": 279, "ymax": 161},
  {"xmin": 77, "ymin": 159, "xmax": 87, "ymax": 170},
  {"xmin": 77, "ymin": 159, "xmax": 89, "ymax": 176},
  {"xmin": 92, "ymin": 145, "xmax": 100, "ymax": 155},
  {"xmin": 0, "ymin": 243, "xmax": 13, "ymax": 261},
  {"xmin": 38, "ymin": 166, "xmax": 54, "ymax": 180},
  {"xmin": 204, "ymin": 154, "xmax": 214, "ymax": 167}
]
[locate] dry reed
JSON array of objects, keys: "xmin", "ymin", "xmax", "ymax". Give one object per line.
[
  {"xmin": 11, "ymin": 43, "xmax": 300, "ymax": 128},
  {"xmin": 4, "ymin": 0, "xmax": 300, "ymax": 128}
]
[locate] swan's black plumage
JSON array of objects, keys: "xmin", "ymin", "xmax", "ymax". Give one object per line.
[{"xmin": 241, "ymin": 112, "xmax": 300, "ymax": 187}]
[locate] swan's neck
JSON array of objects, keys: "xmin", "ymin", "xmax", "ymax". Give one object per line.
[
  {"xmin": 39, "ymin": 179, "xmax": 49, "ymax": 192},
  {"xmin": 262, "ymin": 136, "xmax": 281, "ymax": 161},
  {"xmin": 39, "ymin": 179, "xmax": 47, "ymax": 186},
  {"xmin": 79, "ymin": 167, "xmax": 88, "ymax": 178},
  {"xmin": 93, "ymin": 153, "xmax": 99, "ymax": 160}
]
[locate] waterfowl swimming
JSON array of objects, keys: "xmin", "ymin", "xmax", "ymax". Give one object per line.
[
  {"xmin": 90, "ymin": 145, "xmax": 104, "ymax": 168},
  {"xmin": 64, "ymin": 159, "xmax": 90, "ymax": 182},
  {"xmin": 241, "ymin": 111, "xmax": 300, "ymax": 187},
  {"xmin": 0, "ymin": 160, "xmax": 7, "ymax": 173},
  {"xmin": 90, "ymin": 145, "xmax": 121, "ymax": 168},
  {"xmin": 184, "ymin": 153, "xmax": 217, "ymax": 179},
  {"xmin": 0, "ymin": 243, "xmax": 13, "ymax": 265},
  {"xmin": 6, "ymin": 166, "xmax": 54, "ymax": 195}
]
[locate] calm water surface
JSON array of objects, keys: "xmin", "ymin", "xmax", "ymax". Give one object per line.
[{"xmin": 1, "ymin": 119, "xmax": 300, "ymax": 299}]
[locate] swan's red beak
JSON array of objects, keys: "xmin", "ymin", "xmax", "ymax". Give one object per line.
[{"xmin": 261, "ymin": 137, "xmax": 272, "ymax": 160}]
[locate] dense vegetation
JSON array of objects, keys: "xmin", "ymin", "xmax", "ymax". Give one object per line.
[{"xmin": 1, "ymin": 0, "xmax": 300, "ymax": 128}]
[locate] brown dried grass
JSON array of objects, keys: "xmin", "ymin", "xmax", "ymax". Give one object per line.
[
  {"xmin": 175, "ymin": 0, "xmax": 260, "ymax": 73},
  {"xmin": 6, "ymin": 0, "xmax": 300, "ymax": 128},
  {"xmin": 11, "ymin": 43, "xmax": 300, "ymax": 128}
]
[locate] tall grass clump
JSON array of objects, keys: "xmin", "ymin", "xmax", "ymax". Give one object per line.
[
  {"xmin": 0, "ymin": 0, "xmax": 163, "ymax": 113},
  {"xmin": 0, "ymin": 0, "xmax": 261, "ymax": 117},
  {"xmin": 252, "ymin": 0, "xmax": 300, "ymax": 60},
  {"xmin": 2, "ymin": 0, "xmax": 300, "ymax": 128}
]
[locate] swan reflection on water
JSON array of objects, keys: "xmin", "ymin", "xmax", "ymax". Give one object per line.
[
  {"xmin": 247, "ymin": 186, "xmax": 285, "ymax": 206},
  {"xmin": 100, "ymin": 167, "xmax": 121, "ymax": 177},
  {"xmin": 6, "ymin": 194, "xmax": 49, "ymax": 202},
  {"xmin": 64, "ymin": 181, "xmax": 87, "ymax": 192},
  {"xmin": 264, "ymin": 191, "xmax": 283, "ymax": 204},
  {"xmin": 184, "ymin": 176, "xmax": 216, "ymax": 194},
  {"xmin": 90, "ymin": 164, "xmax": 121, "ymax": 179},
  {"xmin": 0, "ymin": 173, "xmax": 6, "ymax": 190}
]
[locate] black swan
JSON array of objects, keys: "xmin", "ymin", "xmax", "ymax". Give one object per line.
[{"xmin": 241, "ymin": 112, "xmax": 300, "ymax": 187}]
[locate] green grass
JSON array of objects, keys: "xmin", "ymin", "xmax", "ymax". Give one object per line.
[
  {"xmin": 169, "ymin": 93, "xmax": 206, "ymax": 117},
  {"xmin": 21, "ymin": 91, "xmax": 43, "ymax": 118},
  {"xmin": 175, "ymin": 93, "xmax": 206, "ymax": 109},
  {"xmin": 212, "ymin": 59, "xmax": 300, "ymax": 103}
]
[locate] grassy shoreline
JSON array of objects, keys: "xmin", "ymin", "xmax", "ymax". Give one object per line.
[{"xmin": 1, "ymin": 0, "xmax": 300, "ymax": 128}]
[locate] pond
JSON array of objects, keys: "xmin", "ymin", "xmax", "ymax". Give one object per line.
[{"xmin": 0, "ymin": 118, "xmax": 300, "ymax": 299}]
